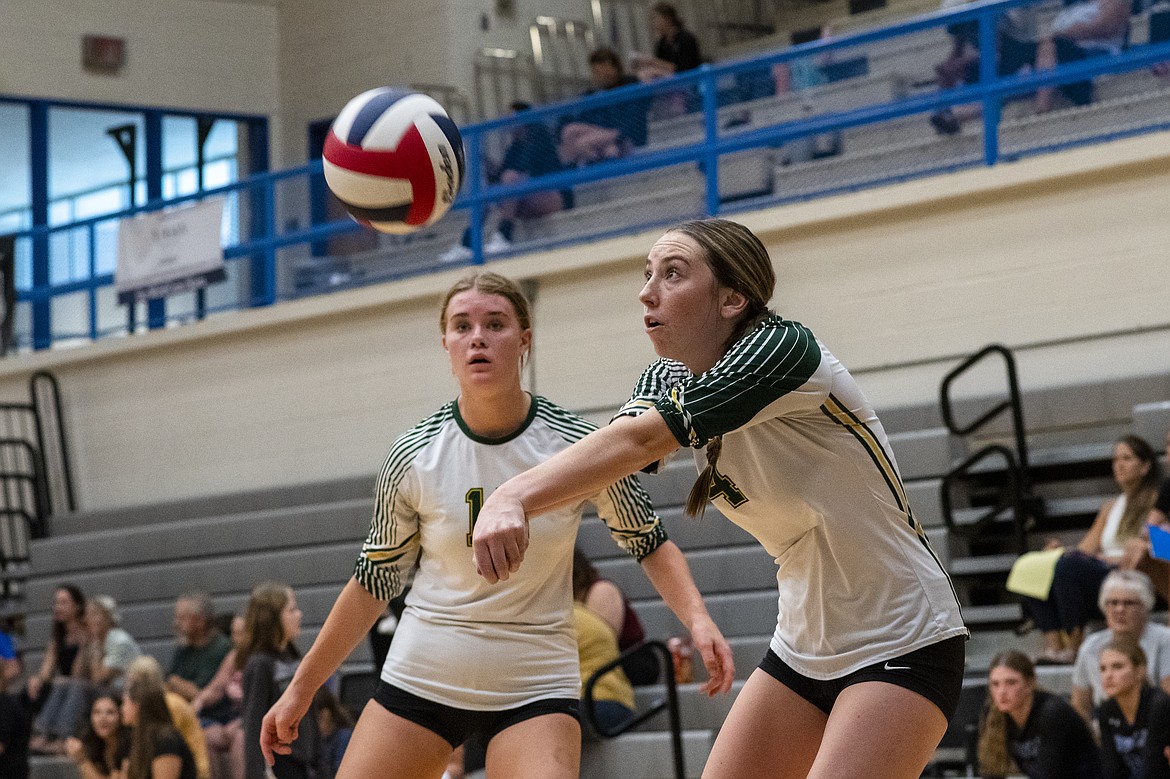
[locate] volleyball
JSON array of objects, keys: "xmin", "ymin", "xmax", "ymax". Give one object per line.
[{"xmin": 323, "ymin": 87, "xmax": 465, "ymax": 234}]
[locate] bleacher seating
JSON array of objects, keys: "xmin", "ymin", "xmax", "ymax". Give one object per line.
[{"xmin": 21, "ymin": 358, "xmax": 1169, "ymax": 777}]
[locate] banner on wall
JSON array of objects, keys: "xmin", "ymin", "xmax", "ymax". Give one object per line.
[
  {"xmin": 0, "ymin": 235, "xmax": 14, "ymax": 355},
  {"xmin": 115, "ymin": 198, "xmax": 227, "ymax": 304}
]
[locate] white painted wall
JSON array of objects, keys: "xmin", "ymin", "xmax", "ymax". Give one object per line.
[
  {"xmin": 0, "ymin": 0, "xmax": 280, "ymax": 117},
  {"xmin": 0, "ymin": 131, "xmax": 1166, "ymax": 513}
]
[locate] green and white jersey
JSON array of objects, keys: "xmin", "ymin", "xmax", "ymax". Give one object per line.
[
  {"xmin": 355, "ymin": 395, "xmax": 666, "ymax": 710},
  {"xmin": 617, "ymin": 316, "xmax": 967, "ymax": 680}
]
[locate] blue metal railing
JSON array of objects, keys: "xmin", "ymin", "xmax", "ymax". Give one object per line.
[{"xmin": 9, "ymin": 0, "xmax": 1170, "ymax": 350}]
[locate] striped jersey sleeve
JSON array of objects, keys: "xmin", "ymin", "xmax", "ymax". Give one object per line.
[
  {"xmin": 613, "ymin": 358, "xmax": 692, "ymax": 421},
  {"xmin": 353, "ymin": 408, "xmax": 450, "ymax": 600},
  {"xmin": 537, "ymin": 397, "xmax": 667, "ymax": 561},
  {"xmin": 655, "ymin": 317, "xmax": 824, "ymax": 449}
]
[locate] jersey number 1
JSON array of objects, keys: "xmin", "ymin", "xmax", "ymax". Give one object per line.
[{"xmin": 465, "ymin": 487, "xmax": 484, "ymax": 547}]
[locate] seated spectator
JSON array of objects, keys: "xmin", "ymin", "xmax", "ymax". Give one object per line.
[
  {"xmin": 440, "ymin": 103, "xmax": 571, "ymax": 263},
  {"xmin": 977, "ymin": 649, "xmax": 1102, "ymax": 778},
  {"xmin": 0, "ymin": 648, "xmax": 29, "ymax": 779},
  {"xmin": 574, "ymin": 601, "xmax": 635, "ymax": 735},
  {"xmin": 1022, "ymin": 435, "xmax": 1161, "ymax": 664},
  {"xmin": 630, "ymin": 3, "xmax": 703, "ymax": 119},
  {"xmin": 121, "ymin": 660, "xmax": 200, "ymax": 779},
  {"xmin": 930, "ymin": 2, "xmax": 1041, "ymax": 134},
  {"xmin": 1096, "ymin": 637, "xmax": 1170, "ymax": 779},
  {"xmin": 27, "ymin": 584, "xmax": 87, "ymax": 751},
  {"xmin": 630, "ymin": 3, "xmax": 702, "ymax": 82},
  {"xmin": 167, "ymin": 593, "xmax": 233, "ymax": 711},
  {"xmin": 1072, "ymin": 570, "xmax": 1170, "ymax": 721},
  {"xmin": 79, "ymin": 595, "xmax": 142, "ymax": 690},
  {"xmin": 1034, "ymin": 0, "xmax": 1131, "ymax": 112},
  {"xmin": 64, "ymin": 692, "xmax": 127, "ymax": 779},
  {"xmin": 192, "ymin": 613, "xmax": 244, "ymax": 779},
  {"xmin": 572, "ymin": 547, "xmax": 657, "ymax": 686},
  {"xmin": 129, "ymin": 655, "xmax": 211, "ymax": 779},
  {"xmin": 239, "ymin": 582, "xmax": 325, "ymax": 779},
  {"xmin": 313, "ymin": 687, "xmax": 353, "ymax": 778},
  {"xmin": 558, "ymin": 48, "xmax": 650, "ymax": 167}
]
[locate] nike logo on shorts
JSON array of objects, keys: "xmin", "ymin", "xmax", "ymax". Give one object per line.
[{"xmin": 883, "ymin": 662, "xmax": 911, "ymax": 671}]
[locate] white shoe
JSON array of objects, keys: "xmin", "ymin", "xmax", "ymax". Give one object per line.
[
  {"xmin": 483, "ymin": 231, "xmax": 512, "ymax": 255},
  {"xmin": 438, "ymin": 244, "xmax": 473, "ymax": 263}
]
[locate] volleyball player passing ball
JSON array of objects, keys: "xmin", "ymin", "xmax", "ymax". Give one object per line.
[{"xmin": 472, "ymin": 219, "xmax": 968, "ymax": 779}]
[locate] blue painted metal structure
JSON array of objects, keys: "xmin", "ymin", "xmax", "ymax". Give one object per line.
[{"xmin": 7, "ymin": 0, "xmax": 1170, "ymax": 350}]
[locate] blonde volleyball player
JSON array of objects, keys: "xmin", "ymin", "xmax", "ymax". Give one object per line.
[
  {"xmin": 471, "ymin": 219, "xmax": 969, "ymax": 779},
  {"xmin": 260, "ymin": 272, "xmax": 734, "ymax": 779}
]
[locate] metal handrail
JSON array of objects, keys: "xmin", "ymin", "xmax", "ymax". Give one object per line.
[
  {"xmin": 939, "ymin": 343, "xmax": 1030, "ymax": 476},
  {"xmin": 582, "ymin": 639, "xmax": 685, "ymax": 779},
  {"xmin": 940, "ymin": 443, "xmax": 1028, "ymax": 554},
  {"xmin": 938, "ymin": 344, "xmax": 1037, "ymax": 555}
]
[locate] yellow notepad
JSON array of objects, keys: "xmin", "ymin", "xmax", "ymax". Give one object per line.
[{"xmin": 1005, "ymin": 548, "xmax": 1065, "ymax": 600}]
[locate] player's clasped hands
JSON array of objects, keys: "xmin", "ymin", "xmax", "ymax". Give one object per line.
[{"xmin": 472, "ymin": 492, "xmax": 531, "ymax": 583}]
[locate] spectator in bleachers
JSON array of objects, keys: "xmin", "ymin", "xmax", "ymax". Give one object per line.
[
  {"xmin": 167, "ymin": 593, "xmax": 233, "ymax": 713},
  {"xmin": 239, "ymin": 582, "xmax": 325, "ymax": 779},
  {"xmin": 977, "ymin": 648, "xmax": 1102, "ymax": 778},
  {"xmin": 929, "ymin": 2, "xmax": 1041, "ymax": 134},
  {"xmin": 558, "ymin": 48, "xmax": 650, "ymax": 167},
  {"xmin": 80, "ymin": 595, "xmax": 142, "ymax": 691},
  {"xmin": 32, "ymin": 593, "xmax": 139, "ymax": 754},
  {"xmin": 64, "ymin": 691, "xmax": 127, "ymax": 779},
  {"xmin": 128, "ymin": 655, "xmax": 211, "ymax": 779},
  {"xmin": 439, "ymin": 102, "xmax": 571, "ymax": 263},
  {"xmin": 121, "ymin": 658, "xmax": 200, "ymax": 779},
  {"xmin": 192, "ymin": 613, "xmax": 245, "ymax": 779},
  {"xmin": 1071, "ymin": 570, "xmax": 1170, "ymax": 721},
  {"xmin": 630, "ymin": 3, "xmax": 703, "ymax": 120},
  {"xmin": 574, "ymin": 601, "xmax": 635, "ymax": 735},
  {"xmin": 1023, "ymin": 435, "xmax": 1162, "ymax": 665},
  {"xmin": 1034, "ymin": 0, "xmax": 1132, "ymax": 112},
  {"xmin": 572, "ymin": 547, "xmax": 658, "ymax": 686},
  {"xmin": 257, "ymin": 272, "xmax": 732, "ymax": 779},
  {"xmin": 1096, "ymin": 637, "xmax": 1170, "ymax": 779},
  {"xmin": 0, "ymin": 646, "xmax": 29, "ymax": 779},
  {"xmin": 630, "ymin": 3, "xmax": 703, "ymax": 82},
  {"xmin": 312, "ymin": 687, "xmax": 353, "ymax": 778},
  {"xmin": 26, "ymin": 584, "xmax": 87, "ymax": 737}
]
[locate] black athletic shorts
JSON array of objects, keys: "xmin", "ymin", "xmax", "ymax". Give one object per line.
[
  {"xmin": 758, "ymin": 635, "xmax": 966, "ymax": 720},
  {"xmin": 373, "ymin": 681, "xmax": 580, "ymax": 749}
]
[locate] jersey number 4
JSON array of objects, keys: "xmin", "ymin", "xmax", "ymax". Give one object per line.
[
  {"xmin": 465, "ymin": 487, "xmax": 484, "ymax": 547},
  {"xmin": 708, "ymin": 467, "xmax": 748, "ymax": 507}
]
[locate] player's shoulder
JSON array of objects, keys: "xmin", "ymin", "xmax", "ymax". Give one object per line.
[
  {"xmin": 382, "ymin": 402, "xmax": 456, "ymax": 464},
  {"xmin": 532, "ymin": 395, "xmax": 598, "ymax": 443}
]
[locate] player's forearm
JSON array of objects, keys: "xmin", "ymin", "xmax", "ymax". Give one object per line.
[
  {"xmin": 286, "ymin": 578, "xmax": 386, "ymax": 697},
  {"xmin": 497, "ymin": 410, "xmax": 679, "ymax": 517},
  {"xmin": 639, "ymin": 540, "xmax": 714, "ymax": 632}
]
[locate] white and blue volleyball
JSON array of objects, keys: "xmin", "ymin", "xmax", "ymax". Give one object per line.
[{"xmin": 323, "ymin": 87, "xmax": 465, "ymax": 234}]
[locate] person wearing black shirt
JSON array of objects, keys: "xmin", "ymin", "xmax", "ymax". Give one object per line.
[
  {"xmin": 1098, "ymin": 638, "xmax": 1170, "ymax": 779},
  {"xmin": 558, "ymin": 48, "xmax": 649, "ymax": 166},
  {"xmin": 978, "ymin": 649, "xmax": 1102, "ymax": 779}
]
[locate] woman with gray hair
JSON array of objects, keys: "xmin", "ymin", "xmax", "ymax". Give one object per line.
[{"xmin": 1071, "ymin": 570, "xmax": 1170, "ymax": 721}]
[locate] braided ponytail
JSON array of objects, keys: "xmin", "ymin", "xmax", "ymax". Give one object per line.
[{"xmin": 685, "ymin": 436, "xmax": 722, "ymax": 518}]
